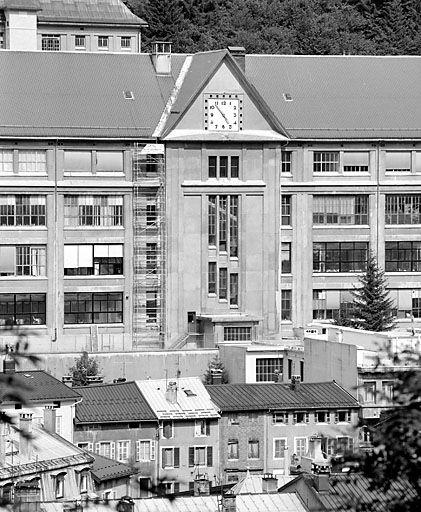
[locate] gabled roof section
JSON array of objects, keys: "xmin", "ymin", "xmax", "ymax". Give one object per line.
[
  {"xmin": 90, "ymin": 453, "xmax": 135, "ymax": 483},
  {"xmin": 0, "ymin": 370, "xmax": 81, "ymax": 404},
  {"xmin": 0, "ymin": 0, "xmax": 41, "ymax": 10},
  {"xmin": 206, "ymin": 381, "xmax": 359, "ymax": 411},
  {"xmin": 74, "ymin": 381, "xmax": 157, "ymax": 423},
  {"xmin": 0, "ymin": 51, "xmax": 186, "ymax": 139},
  {"xmin": 161, "ymin": 49, "xmax": 289, "ymax": 140},
  {"xmin": 136, "ymin": 377, "xmax": 220, "ymax": 420},
  {"xmin": 35, "ymin": 0, "xmax": 146, "ymax": 26}
]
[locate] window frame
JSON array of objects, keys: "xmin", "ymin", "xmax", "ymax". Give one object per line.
[
  {"xmin": 136, "ymin": 439, "xmax": 156, "ymax": 462},
  {"xmin": 194, "ymin": 419, "xmax": 210, "ymax": 437},
  {"xmin": 294, "ymin": 437, "xmax": 308, "ymax": 457},
  {"xmin": 227, "ymin": 439, "xmax": 239, "ymax": 460},
  {"xmin": 385, "ymin": 241, "xmax": 421, "ymax": 272},
  {"xmin": 281, "ymin": 290, "xmax": 292, "ymax": 321},
  {"xmin": 313, "ymin": 242, "xmax": 369, "ymax": 273},
  {"xmin": 162, "ymin": 420, "xmax": 174, "ymax": 439},
  {"xmin": 313, "ymin": 195, "xmax": 369, "ymax": 226},
  {"xmin": 247, "ymin": 439, "xmax": 260, "ymax": 459},
  {"xmin": 161, "ymin": 447, "xmax": 180, "ymax": 469},
  {"xmin": 256, "ymin": 357, "xmax": 283, "ymax": 382},
  {"xmin": 208, "ymin": 155, "xmax": 240, "ymax": 179},
  {"xmin": 313, "ymin": 151, "xmax": 370, "ymax": 174},
  {"xmin": 273, "ymin": 438, "xmax": 288, "ymax": 459},
  {"xmin": 385, "ymin": 195, "xmax": 421, "ymax": 225},
  {"xmin": 0, "ymin": 293, "xmax": 46, "ymax": 326},
  {"xmin": 98, "ymin": 35, "xmax": 109, "ymax": 49},
  {"xmin": 42, "ymin": 34, "xmax": 61, "ymax": 51},
  {"xmin": 63, "ymin": 292, "xmax": 123, "ymax": 324},
  {"xmin": 116, "ymin": 440, "xmax": 131, "ymax": 462}
]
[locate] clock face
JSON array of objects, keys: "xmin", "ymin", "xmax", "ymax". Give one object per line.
[{"xmin": 204, "ymin": 94, "xmax": 243, "ymax": 132}]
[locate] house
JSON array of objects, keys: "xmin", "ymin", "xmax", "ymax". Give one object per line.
[
  {"xmin": 0, "ymin": 0, "xmax": 146, "ymax": 52},
  {"xmin": 73, "ymin": 381, "xmax": 158, "ymax": 497},
  {"xmin": 136, "ymin": 377, "xmax": 220, "ymax": 494},
  {"xmin": 90, "ymin": 453, "xmax": 136, "ymax": 502},
  {"xmin": 206, "ymin": 381, "xmax": 360, "ymax": 483}
]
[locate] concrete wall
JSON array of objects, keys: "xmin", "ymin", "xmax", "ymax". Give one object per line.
[{"xmin": 5, "ymin": 11, "xmax": 37, "ymax": 50}]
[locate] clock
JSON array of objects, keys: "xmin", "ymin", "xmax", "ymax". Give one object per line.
[{"xmin": 204, "ymin": 93, "xmax": 243, "ymax": 132}]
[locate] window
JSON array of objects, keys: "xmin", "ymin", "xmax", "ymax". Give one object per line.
[
  {"xmin": 313, "ymin": 195, "xmax": 368, "ymax": 225},
  {"xmin": 382, "ymin": 381, "xmax": 394, "ymax": 403},
  {"xmin": 281, "ymin": 151, "xmax": 292, "ymax": 174},
  {"xmin": 55, "ymin": 473, "xmax": 65, "ymax": 499},
  {"xmin": 228, "ymin": 413, "xmax": 239, "ymax": 425},
  {"xmin": 96, "ymin": 441, "xmax": 116, "ymax": 458},
  {"xmin": 208, "ymin": 262, "xmax": 217, "ymax": 294},
  {"xmin": 162, "ymin": 481, "xmax": 180, "ymax": 494},
  {"xmin": 256, "ymin": 358, "xmax": 283, "ymax": 382},
  {"xmin": 63, "ymin": 151, "xmax": 91, "ymax": 174},
  {"xmin": 136, "ymin": 440, "xmax": 156, "ymax": 461},
  {"xmin": 208, "ymin": 195, "xmax": 238, "ymax": 256},
  {"xmin": 272, "ymin": 412, "xmax": 288, "ymax": 425},
  {"xmin": 77, "ymin": 442, "xmax": 93, "ymax": 452},
  {"xmin": 0, "ymin": 293, "xmax": 46, "ymax": 326},
  {"xmin": 335, "ymin": 410, "xmax": 351, "ymax": 423},
  {"xmin": 188, "ymin": 446, "xmax": 213, "ymax": 466},
  {"xmin": 75, "ymin": 35, "xmax": 86, "ymax": 49},
  {"xmin": 385, "ymin": 241, "xmax": 421, "ymax": 272},
  {"xmin": 228, "ymin": 439, "xmax": 239, "ymax": 459},
  {"xmin": 293, "ymin": 412, "xmax": 309, "ymax": 424},
  {"xmin": 273, "ymin": 438, "xmax": 287, "ymax": 459},
  {"xmin": 146, "ymin": 196, "xmax": 157, "ymax": 227},
  {"xmin": 229, "ymin": 273, "xmax": 238, "ymax": 307},
  {"xmin": 385, "ymin": 151, "xmax": 411, "ymax": 172},
  {"xmin": 64, "ymin": 292, "xmax": 123, "ymax": 324},
  {"xmin": 117, "ymin": 440, "xmax": 130, "ymax": 462},
  {"xmin": 146, "ymin": 290, "xmax": 157, "ymax": 324},
  {"xmin": 42, "ymin": 35, "xmax": 60, "ymax": 51},
  {"xmin": 0, "ymin": 195, "xmax": 46, "ymax": 227},
  {"xmin": 146, "ymin": 243, "xmax": 157, "ymax": 274},
  {"xmin": 162, "ymin": 447, "xmax": 179, "ymax": 468},
  {"xmin": 208, "ymin": 196, "xmax": 216, "ymax": 246},
  {"xmin": 281, "ymin": 290, "xmax": 291, "ymax": 320},
  {"xmin": 313, "ymin": 242, "xmax": 368, "ymax": 273},
  {"xmin": 195, "ymin": 419, "xmax": 210, "ymax": 437},
  {"xmin": 79, "ymin": 471, "xmax": 88, "ymax": 493},
  {"xmin": 315, "ymin": 411, "xmax": 330, "ymax": 423},
  {"xmin": 294, "ymin": 437, "xmax": 308, "ymax": 457},
  {"xmin": 389, "ymin": 289, "xmax": 421, "ymax": 318},
  {"xmin": 224, "ymin": 326, "xmax": 251, "ymax": 341},
  {"xmin": 281, "ymin": 242, "xmax": 291, "ymax": 273},
  {"xmin": 386, "ymin": 195, "xmax": 421, "ymax": 225},
  {"xmin": 343, "ymin": 152, "xmax": 369, "ymax": 173},
  {"xmin": 0, "ymin": 150, "xmax": 13, "ymax": 174},
  {"xmin": 313, "ymin": 152, "xmax": 339, "ymax": 173},
  {"xmin": 313, "ymin": 151, "xmax": 369, "ymax": 173},
  {"xmin": 162, "ymin": 421, "xmax": 173, "ymax": 439},
  {"xmin": 55, "ymin": 416, "xmax": 62, "ymax": 436},
  {"xmin": 98, "ymin": 36, "xmax": 109, "ymax": 49},
  {"xmin": 18, "ymin": 151, "xmax": 47, "ymax": 174},
  {"xmin": 64, "ymin": 195, "xmax": 123, "ymax": 227},
  {"xmin": 121, "ymin": 36, "xmax": 131, "ymax": 49},
  {"xmin": 64, "ymin": 244, "xmax": 123, "ymax": 276},
  {"xmin": 0, "ymin": 246, "xmax": 46, "ymax": 277},
  {"xmin": 312, "ymin": 289, "xmax": 354, "ymax": 321},
  {"xmin": 208, "ymin": 156, "xmax": 239, "ymax": 179},
  {"xmin": 96, "ymin": 151, "xmax": 124, "ymax": 173},
  {"xmin": 281, "ymin": 196, "xmax": 291, "ymax": 225},
  {"xmin": 219, "ymin": 268, "xmax": 227, "ymax": 300},
  {"xmin": 363, "ymin": 382, "xmax": 376, "ymax": 404},
  {"xmin": 248, "ymin": 440, "xmax": 259, "ymax": 459},
  {"xmin": 337, "ymin": 436, "xmax": 354, "ymax": 454}
]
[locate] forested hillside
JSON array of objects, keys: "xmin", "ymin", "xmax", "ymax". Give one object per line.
[{"xmin": 125, "ymin": 0, "xmax": 421, "ymax": 54}]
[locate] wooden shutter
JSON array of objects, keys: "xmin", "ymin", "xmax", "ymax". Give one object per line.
[
  {"xmin": 87, "ymin": 442, "xmax": 93, "ymax": 452},
  {"xmin": 206, "ymin": 420, "xmax": 210, "ymax": 436},
  {"xmin": 162, "ymin": 449, "xmax": 166, "ymax": 469},
  {"xmin": 110, "ymin": 442, "xmax": 115, "ymax": 460},
  {"xmin": 189, "ymin": 447, "xmax": 195, "ymax": 467},
  {"xmin": 174, "ymin": 447, "xmax": 180, "ymax": 468},
  {"xmin": 207, "ymin": 446, "xmax": 213, "ymax": 467},
  {"xmin": 135, "ymin": 440, "xmax": 140, "ymax": 461},
  {"xmin": 150, "ymin": 440, "xmax": 156, "ymax": 460},
  {"xmin": 95, "ymin": 442, "xmax": 101, "ymax": 454}
]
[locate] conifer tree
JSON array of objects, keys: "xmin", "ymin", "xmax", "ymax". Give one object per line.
[
  {"xmin": 69, "ymin": 351, "xmax": 101, "ymax": 387},
  {"xmin": 203, "ymin": 355, "xmax": 229, "ymax": 384}
]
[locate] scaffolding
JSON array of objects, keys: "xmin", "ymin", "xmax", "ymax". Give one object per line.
[{"xmin": 132, "ymin": 143, "xmax": 166, "ymax": 348}]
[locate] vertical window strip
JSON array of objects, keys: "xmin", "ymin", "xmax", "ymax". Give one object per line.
[
  {"xmin": 281, "ymin": 196, "xmax": 291, "ymax": 226},
  {"xmin": 208, "ymin": 157, "xmax": 217, "ymax": 178},
  {"xmin": 229, "ymin": 273, "xmax": 238, "ymax": 306},
  {"xmin": 208, "ymin": 262, "xmax": 217, "ymax": 294},
  {"xmin": 229, "ymin": 196, "xmax": 238, "ymax": 257},
  {"xmin": 208, "ymin": 196, "xmax": 216, "ymax": 246},
  {"xmin": 219, "ymin": 156, "xmax": 228, "ymax": 178},
  {"xmin": 0, "ymin": 150, "xmax": 13, "ymax": 174},
  {"xmin": 219, "ymin": 268, "xmax": 227, "ymax": 300},
  {"xmin": 230, "ymin": 156, "xmax": 239, "ymax": 178},
  {"xmin": 64, "ymin": 195, "xmax": 123, "ymax": 227},
  {"xmin": 219, "ymin": 196, "xmax": 227, "ymax": 252},
  {"xmin": 281, "ymin": 290, "xmax": 291, "ymax": 320}
]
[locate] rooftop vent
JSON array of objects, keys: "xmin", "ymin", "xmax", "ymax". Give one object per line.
[
  {"xmin": 283, "ymin": 93, "xmax": 293, "ymax": 102},
  {"xmin": 123, "ymin": 91, "xmax": 134, "ymax": 100},
  {"xmin": 184, "ymin": 389, "xmax": 196, "ymax": 397}
]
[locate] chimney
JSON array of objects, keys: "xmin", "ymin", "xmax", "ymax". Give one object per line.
[
  {"xmin": 313, "ymin": 474, "xmax": 330, "ymax": 493},
  {"xmin": 284, "ymin": 446, "xmax": 290, "ymax": 476},
  {"xmin": 273, "ymin": 369, "xmax": 282, "ymax": 383},
  {"xmin": 86, "ymin": 375, "xmax": 103, "ymax": 385},
  {"xmin": 222, "ymin": 493, "xmax": 236, "ymax": 512},
  {"xmin": 62, "ymin": 376, "xmax": 73, "ymax": 387},
  {"xmin": 3, "ymin": 347, "xmax": 15, "ymax": 374},
  {"xmin": 261, "ymin": 473, "xmax": 278, "ymax": 493},
  {"xmin": 210, "ymin": 368, "xmax": 223, "ymax": 385},
  {"xmin": 289, "ymin": 375, "xmax": 301, "ymax": 390},
  {"xmin": 165, "ymin": 381, "xmax": 178, "ymax": 404},
  {"xmin": 193, "ymin": 476, "xmax": 210, "ymax": 496},
  {"xmin": 19, "ymin": 413, "xmax": 33, "ymax": 460},
  {"xmin": 152, "ymin": 41, "xmax": 172, "ymax": 75},
  {"xmin": 43, "ymin": 406, "xmax": 56, "ymax": 434},
  {"xmin": 227, "ymin": 46, "xmax": 246, "ymax": 72},
  {"xmin": 300, "ymin": 435, "xmax": 330, "ymax": 475}
]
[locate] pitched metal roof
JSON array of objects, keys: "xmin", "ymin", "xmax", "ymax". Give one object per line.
[
  {"xmin": 91, "ymin": 453, "xmax": 135, "ymax": 482},
  {"xmin": 206, "ymin": 382, "xmax": 359, "ymax": 411},
  {"xmin": 34, "ymin": 0, "xmax": 146, "ymax": 25},
  {"xmin": 0, "ymin": 370, "xmax": 81, "ymax": 403},
  {"xmin": 0, "ymin": 0, "xmax": 41, "ymax": 10},
  {"xmin": 136, "ymin": 377, "xmax": 220, "ymax": 420},
  {"xmin": 230, "ymin": 474, "xmax": 295, "ymax": 494},
  {"xmin": 0, "ymin": 51, "xmax": 186, "ymax": 139},
  {"xmin": 74, "ymin": 381, "xmax": 157, "ymax": 423}
]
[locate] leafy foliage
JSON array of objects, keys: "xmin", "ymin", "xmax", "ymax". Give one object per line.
[
  {"xmin": 69, "ymin": 351, "xmax": 101, "ymax": 387},
  {"xmin": 203, "ymin": 355, "xmax": 229, "ymax": 384}
]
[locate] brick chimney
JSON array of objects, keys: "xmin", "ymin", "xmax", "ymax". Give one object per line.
[
  {"xmin": 210, "ymin": 368, "xmax": 223, "ymax": 385},
  {"xmin": 262, "ymin": 473, "xmax": 278, "ymax": 493},
  {"xmin": 222, "ymin": 493, "xmax": 236, "ymax": 512},
  {"xmin": 313, "ymin": 474, "xmax": 330, "ymax": 493},
  {"xmin": 19, "ymin": 413, "xmax": 33, "ymax": 460},
  {"xmin": 3, "ymin": 347, "xmax": 16, "ymax": 374},
  {"xmin": 165, "ymin": 381, "xmax": 178, "ymax": 404},
  {"xmin": 289, "ymin": 375, "xmax": 301, "ymax": 391},
  {"xmin": 193, "ymin": 476, "xmax": 210, "ymax": 496},
  {"xmin": 43, "ymin": 406, "xmax": 57, "ymax": 434},
  {"xmin": 227, "ymin": 46, "xmax": 246, "ymax": 72},
  {"xmin": 152, "ymin": 42, "xmax": 172, "ymax": 75}
]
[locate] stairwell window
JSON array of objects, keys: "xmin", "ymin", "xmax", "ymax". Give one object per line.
[
  {"xmin": 208, "ymin": 195, "xmax": 239, "ymax": 256},
  {"xmin": 281, "ymin": 290, "xmax": 291, "ymax": 320},
  {"xmin": 281, "ymin": 243, "xmax": 291, "ymax": 273},
  {"xmin": 281, "ymin": 196, "xmax": 291, "ymax": 225}
]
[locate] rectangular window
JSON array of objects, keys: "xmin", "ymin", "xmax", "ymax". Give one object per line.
[
  {"xmin": 273, "ymin": 438, "xmax": 287, "ymax": 459},
  {"xmin": 219, "ymin": 268, "xmax": 227, "ymax": 300},
  {"xmin": 337, "ymin": 436, "xmax": 354, "ymax": 454},
  {"xmin": 208, "ymin": 156, "xmax": 240, "ymax": 179},
  {"xmin": 121, "ymin": 36, "xmax": 131, "ymax": 49},
  {"xmin": 228, "ymin": 439, "xmax": 239, "ymax": 460},
  {"xmin": 363, "ymin": 382, "xmax": 376, "ymax": 404},
  {"xmin": 64, "ymin": 151, "xmax": 91, "ymax": 174},
  {"xmin": 313, "ymin": 195, "xmax": 369, "ymax": 225},
  {"xmin": 272, "ymin": 412, "xmax": 288, "ymax": 425},
  {"xmin": 146, "ymin": 196, "xmax": 157, "ymax": 227},
  {"xmin": 42, "ymin": 35, "xmax": 60, "ymax": 51},
  {"xmin": 162, "ymin": 421, "xmax": 173, "ymax": 439},
  {"xmin": 0, "ymin": 293, "xmax": 46, "ymax": 326},
  {"xmin": 313, "ymin": 242, "xmax": 368, "ymax": 273},
  {"xmin": 229, "ymin": 196, "xmax": 238, "ymax": 257},
  {"xmin": 294, "ymin": 437, "xmax": 308, "ymax": 457},
  {"xmin": 98, "ymin": 36, "xmax": 109, "ymax": 49},
  {"xmin": 146, "ymin": 243, "xmax": 157, "ymax": 274},
  {"xmin": 0, "ymin": 150, "xmax": 13, "ymax": 174},
  {"xmin": 96, "ymin": 441, "xmax": 115, "ymax": 459},
  {"xmin": 0, "ymin": 246, "xmax": 46, "ymax": 277},
  {"xmin": 219, "ymin": 196, "xmax": 227, "ymax": 251},
  {"xmin": 256, "ymin": 358, "xmax": 283, "ymax": 382},
  {"xmin": 281, "ymin": 242, "xmax": 291, "ymax": 273},
  {"xmin": 382, "ymin": 381, "xmax": 394, "ymax": 403},
  {"xmin": 248, "ymin": 440, "xmax": 259, "ymax": 459},
  {"xmin": 335, "ymin": 410, "xmax": 351, "ymax": 423},
  {"xmin": 281, "ymin": 151, "xmax": 292, "ymax": 174},
  {"xmin": 75, "ymin": 35, "xmax": 86, "ymax": 49},
  {"xmin": 343, "ymin": 152, "xmax": 369, "ymax": 173},
  {"xmin": 313, "ymin": 152, "xmax": 339, "ymax": 173},
  {"xmin": 281, "ymin": 290, "xmax": 291, "ymax": 320},
  {"xmin": 208, "ymin": 262, "xmax": 217, "ymax": 294},
  {"xmin": 312, "ymin": 289, "xmax": 354, "ymax": 321},
  {"xmin": 64, "ymin": 195, "xmax": 123, "ymax": 227},
  {"xmin": 64, "ymin": 292, "xmax": 123, "ymax": 324},
  {"xmin": 0, "ymin": 195, "xmax": 46, "ymax": 227},
  {"xmin": 385, "ymin": 241, "xmax": 421, "ymax": 272},
  {"xmin": 96, "ymin": 151, "xmax": 124, "ymax": 173},
  {"xmin": 188, "ymin": 446, "xmax": 213, "ymax": 467},
  {"xmin": 293, "ymin": 411, "xmax": 309, "ymax": 424},
  {"xmin": 315, "ymin": 411, "xmax": 331, "ymax": 423},
  {"xmin": 385, "ymin": 195, "xmax": 421, "ymax": 225},
  {"xmin": 229, "ymin": 273, "xmax": 238, "ymax": 306},
  {"xmin": 64, "ymin": 244, "xmax": 123, "ymax": 276},
  {"xmin": 386, "ymin": 151, "xmax": 411, "ymax": 172},
  {"xmin": 281, "ymin": 196, "xmax": 291, "ymax": 226},
  {"xmin": 146, "ymin": 290, "xmax": 157, "ymax": 324},
  {"xmin": 194, "ymin": 419, "xmax": 210, "ymax": 437},
  {"xmin": 55, "ymin": 474, "xmax": 65, "ymax": 499},
  {"xmin": 117, "ymin": 440, "xmax": 130, "ymax": 462},
  {"xmin": 136, "ymin": 440, "xmax": 156, "ymax": 461},
  {"xmin": 224, "ymin": 326, "xmax": 251, "ymax": 341},
  {"xmin": 208, "ymin": 195, "xmax": 238, "ymax": 256},
  {"xmin": 208, "ymin": 196, "xmax": 217, "ymax": 245},
  {"xmin": 162, "ymin": 447, "xmax": 179, "ymax": 468}
]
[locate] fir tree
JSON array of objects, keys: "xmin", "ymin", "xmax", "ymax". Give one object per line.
[
  {"xmin": 203, "ymin": 355, "xmax": 229, "ymax": 384},
  {"xmin": 69, "ymin": 351, "xmax": 101, "ymax": 387}
]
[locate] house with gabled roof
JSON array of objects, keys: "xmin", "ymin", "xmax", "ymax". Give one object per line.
[
  {"xmin": 206, "ymin": 381, "xmax": 360, "ymax": 483},
  {"xmin": 136, "ymin": 377, "xmax": 220, "ymax": 494}
]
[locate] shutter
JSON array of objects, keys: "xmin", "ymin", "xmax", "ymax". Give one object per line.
[
  {"xmin": 95, "ymin": 442, "xmax": 101, "ymax": 454},
  {"xmin": 174, "ymin": 447, "xmax": 180, "ymax": 468},
  {"xmin": 88, "ymin": 442, "xmax": 93, "ymax": 452},
  {"xmin": 206, "ymin": 421, "xmax": 210, "ymax": 436},
  {"xmin": 174, "ymin": 482, "xmax": 180, "ymax": 494},
  {"xmin": 293, "ymin": 413, "xmax": 297, "ymax": 424},
  {"xmin": 150, "ymin": 440, "xmax": 156, "ymax": 460},
  {"xmin": 207, "ymin": 446, "xmax": 213, "ymax": 467},
  {"xmin": 326, "ymin": 412, "xmax": 331, "ymax": 423},
  {"xmin": 189, "ymin": 447, "xmax": 195, "ymax": 467},
  {"xmin": 334, "ymin": 412, "xmax": 339, "ymax": 423},
  {"xmin": 110, "ymin": 442, "xmax": 115, "ymax": 460},
  {"xmin": 162, "ymin": 449, "xmax": 166, "ymax": 469},
  {"xmin": 136, "ymin": 440, "xmax": 140, "ymax": 462}
]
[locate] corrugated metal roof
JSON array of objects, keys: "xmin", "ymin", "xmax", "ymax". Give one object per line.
[
  {"xmin": 0, "ymin": 370, "xmax": 81, "ymax": 403},
  {"xmin": 0, "ymin": 1, "xmax": 41, "ymax": 10},
  {"xmin": 231, "ymin": 474, "xmax": 296, "ymax": 495},
  {"xmin": 74, "ymin": 381, "xmax": 157, "ymax": 423},
  {"xmin": 91, "ymin": 452, "xmax": 135, "ymax": 482},
  {"xmin": 136, "ymin": 377, "xmax": 220, "ymax": 420},
  {"xmin": 34, "ymin": 0, "xmax": 146, "ymax": 25},
  {"xmin": 0, "ymin": 51, "xmax": 185, "ymax": 139},
  {"xmin": 206, "ymin": 382, "xmax": 359, "ymax": 411}
]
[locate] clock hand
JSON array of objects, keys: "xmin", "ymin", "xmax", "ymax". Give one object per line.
[{"xmin": 215, "ymin": 104, "xmax": 229, "ymax": 125}]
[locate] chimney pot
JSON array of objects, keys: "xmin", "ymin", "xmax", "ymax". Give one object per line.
[
  {"xmin": 193, "ymin": 476, "xmax": 210, "ymax": 496},
  {"xmin": 43, "ymin": 406, "xmax": 56, "ymax": 434},
  {"xmin": 165, "ymin": 381, "xmax": 178, "ymax": 404},
  {"xmin": 19, "ymin": 413, "xmax": 33, "ymax": 460},
  {"xmin": 262, "ymin": 473, "xmax": 278, "ymax": 493},
  {"xmin": 210, "ymin": 368, "xmax": 223, "ymax": 385}
]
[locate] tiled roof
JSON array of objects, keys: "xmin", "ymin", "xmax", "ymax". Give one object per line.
[
  {"xmin": 0, "ymin": 0, "xmax": 41, "ymax": 10},
  {"xmin": 136, "ymin": 377, "xmax": 220, "ymax": 420},
  {"xmin": 90, "ymin": 453, "xmax": 135, "ymax": 482},
  {"xmin": 74, "ymin": 381, "xmax": 157, "ymax": 423},
  {"xmin": 34, "ymin": 0, "xmax": 146, "ymax": 25},
  {"xmin": 0, "ymin": 370, "xmax": 81, "ymax": 403},
  {"xmin": 206, "ymin": 381, "xmax": 359, "ymax": 411},
  {"xmin": 0, "ymin": 51, "xmax": 187, "ymax": 139}
]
